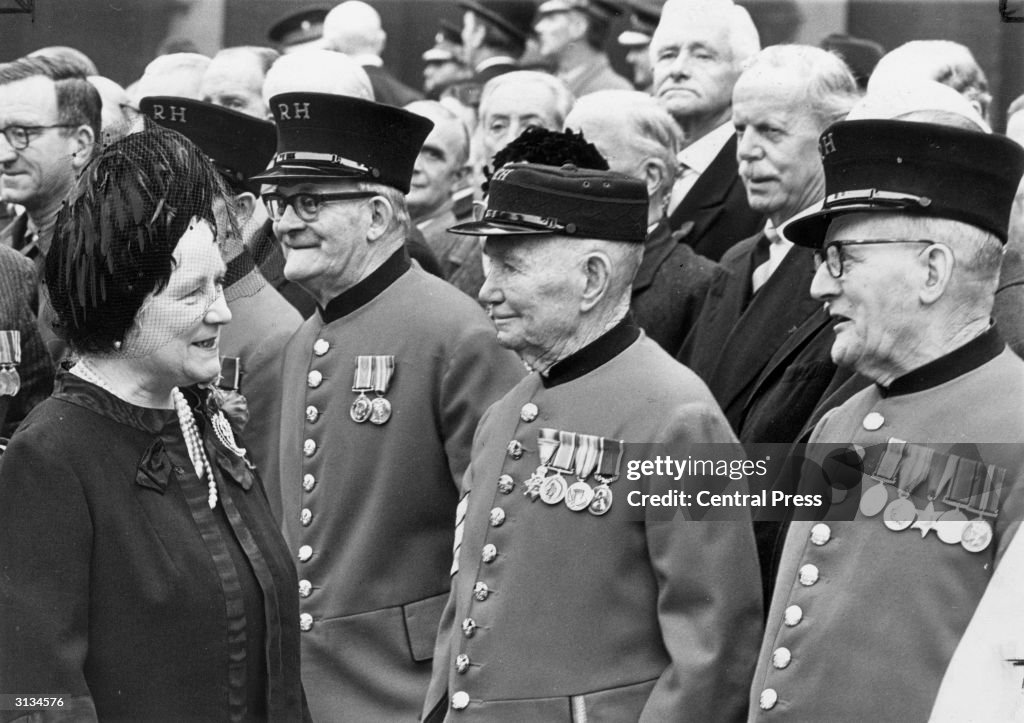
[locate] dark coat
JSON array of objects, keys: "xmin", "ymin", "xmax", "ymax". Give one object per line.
[
  {"xmin": 667, "ymin": 136, "xmax": 764, "ymax": 262},
  {"xmin": 0, "ymin": 374, "xmax": 308, "ymax": 722},
  {"xmin": 364, "ymin": 64, "xmax": 423, "ymax": 107},
  {"xmin": 631, "ymin": 219, "xmax": 721, "ymax": 354}
]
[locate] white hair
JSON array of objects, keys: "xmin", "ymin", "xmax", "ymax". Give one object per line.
[
  {"xmin": 322, "ymin": 1, "xmax": 386, "ymax": 57},
  {"xmin": 262, "ymin": 49, "xmax": 374, "ymax": 104}
]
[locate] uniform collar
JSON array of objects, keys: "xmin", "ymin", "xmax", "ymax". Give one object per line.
[
  {"xmin": 880, "ymin": 325, "xmax": 1004, "ymax": 397},
  {"xmin": 540, "ymin": 315, "xmax": 640, "ymax": 388},
  {"xmin": 320, "ymin": 247, "xmax": 410, "ymax": 323}
]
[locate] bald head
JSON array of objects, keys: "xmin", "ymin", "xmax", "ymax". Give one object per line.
[
  {"xmin": 323, "ymin": 1, "xmax": 386, "ymax": 57},
  {"xmin": 262, "ymin": 49, "xmax": 374, "ymax": 103},
  {"xmin": 87, "ymin": 75, "xmax": 134, "ymax": 146},
  {"xmin": 132, "ymin": 52, "xmax": 210, "ymax": 104}
]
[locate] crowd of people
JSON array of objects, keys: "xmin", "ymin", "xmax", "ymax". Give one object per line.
[{"xmin": 0, "ymin": 0, "xmax": 1023, "ymax": 721}]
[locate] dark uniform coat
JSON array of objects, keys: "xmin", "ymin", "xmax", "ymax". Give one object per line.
[
  {"xmin": 749, "ymin": 329, "xmax": 1024, "ymax": 722},
  {"xmin": 424, "ymin": 321, "xmax": 763, "ymax": 722},
  {"xmin": 416, "ymin": 200, "xmax": 486, "ymax": 300},
  {"xmin": 277, "ymin": 249, "xmax": 522, "ymax": 722},
  {"xmin": 631, "ymin": 219, "xmax": 721, "ymax": 354},
  {"xmin": 667, "ymin": 137, "xmax": 764, "ymax": 262},
  {"xmin": 364, "ymin": 64, "xmax": 424, "ymax": 108},
  {"xmin": 0, "ymin": 374, "xmax": 307, "ymax": 722}
]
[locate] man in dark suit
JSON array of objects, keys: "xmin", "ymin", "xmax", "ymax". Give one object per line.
[
  {"xmin": 322, "ymin": 0, "xmax": 422, "ymax": 107},
  {"xmin": 650, "ymin": 0, "xmax": 763, "ymax": 261},
  {"xmin": 458, "ymin": 0, "xmax": 535, "ymax": 88},
  {"xmin": 566, "ymin": 89, "xmax": 721, "ymax": 352}
]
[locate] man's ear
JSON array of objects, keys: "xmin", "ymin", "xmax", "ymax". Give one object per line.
[
  {"xmin": 366, "ymin": 194, "xmax": 395, "ymax": 242},
  {"xmin": 920, "ymin": 242, "xmax": 956, "ymax": 305},
  {"xmin": 69, "ymin": 124, "xmax": 96, "ymax": 171},
  {"xmin": 579, "ymin": 250, "xmax": 612, "ymax": 312},
  {"xmin": 233, "ymin": 192, "xmax": 257, "ymax": 226}
]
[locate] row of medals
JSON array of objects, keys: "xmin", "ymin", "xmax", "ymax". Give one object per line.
[
  {"xmin": 512, "ymin": 467, "xmax": 615, "ymax": 516},
  {"xmin": 859, "ymin": 479, "xmax": 993, "ymax": 553},
  {"xmin": 350, "ymin": 392, "xmax": 391, "ymax": 425}
]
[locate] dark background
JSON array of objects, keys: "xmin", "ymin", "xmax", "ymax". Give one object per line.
[{"xmin": 0, "ymin": 0, "xmax": 1020, "ymax": 129}]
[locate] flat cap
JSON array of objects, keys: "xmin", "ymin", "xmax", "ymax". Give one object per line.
[
  {"xmin": 267, "ymin": 7, "xmax": 329, "ymax": 48},
  {"xmin": 782, "ymin": 119, "xmax": 1024, "ymax": 247},
  {"xmin": 459, "ymin": 1, "xmax": 536, "ymax": 46},
  {"xmin": 450, "ymin": 162, "xmax": 647, "ymax": 243},
  {"xmin": 139, "ymin": 96, "xmax": 276, "ymax": 193},
  {"xmin": 253, "ymin": 92, "xmax": 433, "ymax": 194}
]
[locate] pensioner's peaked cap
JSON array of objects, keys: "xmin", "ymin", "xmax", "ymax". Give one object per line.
[
  {"xmin": 782, "ymin": 119, "xmax": 1024, "ymax": 247},
  {"xmin": 252, "ymin": 92, "xmax": 434, "ymax": 194},
  {"xmin": 450, "ymin": 162, "xmax": 647, "ymax": 243}
]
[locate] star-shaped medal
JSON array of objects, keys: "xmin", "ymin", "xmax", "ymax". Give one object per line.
[{"xmin": 911, "ymin": 501, "xmax": 942, "ymax": 538}]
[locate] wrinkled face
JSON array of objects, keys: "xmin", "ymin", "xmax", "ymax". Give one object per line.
[
  {"xmin": 407, "ymin": 116, "xmax": 466, "ymax": 218},
  {"xmin": 810, "ymin": 213, "xmax": 926, "ymax": 379},
  {"xmin": 650, "ymin": 13, "xmax": 739, "ymax": 128},
  {"xmin": 478, "ymin": 236, "xmax": 583, "ymax": 362},
  {"xmin": 732, "ymin": 70, "xmax": 825, "ymax": 223},
  {"xmin": 534, "ymin": 10, "xmax": 577, "ymax": 59},
  {"xmin": 200, "ymin": 52, "xmax": 268, "ymax": 118},
  {"xmin": 0, "ymin": 75, "xmax": 81, "ymax": 210},
  {"xmin": 122, "ymin": 219, "xmax": 231, "ymax": 390},
  {"xmin": 481, "ymin": 81, "xmax": 561, "ymax": 162},
  {"xmin": 269, "ymin": 180, "xmax": 374, "ymax": 297}
]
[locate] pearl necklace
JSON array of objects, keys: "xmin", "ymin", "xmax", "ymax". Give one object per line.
[{"xmin": 73, "ymin": 361, "xmax": 219, "ymax": 509}]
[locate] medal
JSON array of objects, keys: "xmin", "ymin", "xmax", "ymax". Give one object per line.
[
  {"xmin": 350, "ymin": 394, "xmax": 371, "ymax": 423},
  {"xmin": 859, "ymin": 438, "xmax": 904, "ymax": 517},
  {"xmin": 524, "ymin": 467, "xmax": 546, "ymax": 501},
  {"xmin": 350, "ymin": 356, "xmax": 373, "ymax": 423},
  {"xmin": 565, "ymin": 481, "xmax": 595, "ymax": 511},
  {"xmin": 351, "ymin": 355, "xmax": 395, "ymax": 425},
  {"xmin": 589, "ymin": 483, "xmax": 613, "ymax": 516},
  {"xmin": 539, "ymin": 474, "xmax": 567, "ymax": 504},
  {"xmin": 540, "ymin": 430, "xmax": 577, "ymax": 505},
  {"xmin": 883, "ymin": 497, "xmax": 917, "ymax": 531},
  {"xmin": 0, "ymin": 330, "xmax": 21, "ymax": 397},
  {"xmin": 935, "ymin": 509, "xmax": 969, "ymax": 544},
  {"xmin": 882, "ymin": 440, "xmax": 932, "ymax": 532},
  {"xmin": 369, "ymin": 396, "xmax": 391, "ymax": 425},
  {"xmin": 899, "ymin": 445, "xmax": 938, "ymax": 537},
  {"xmin": 527, "ymin": 430, "xmax": 561, "ymax": 501},
  {"xmin": 961, "ymin": 519, "xmax": 993, "ymax": 553}
]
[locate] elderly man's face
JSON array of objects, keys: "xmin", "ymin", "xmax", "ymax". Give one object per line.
[
  {"xmin": 810, "ymin": 213, "xmax": 928, "ymax": 378},
  {"xmin": 732, "ymin": 70, "xmax": 825, "ymax": 224},
  {"xmin": 0, "ymin": 75, "xmax": 81, "ymax": 210},
  {"xmin": 200, "ymin": 52, "xmax": 268, "ymax": 118},
  {"xmin": 479, "ymin": 236, "xmax": 582, "ymax": 361},
  {"xmin": 651, "ymin": 13, "xmax": 739, "ymax": 127},
  {"xmin": 408, "ymin": 116, "xmax": 466, "ymax": 219},
  {"xmin": 269, "ymin": 180, "xmax": 375, "ymax": 297},
  {"xmin": 481, "ymin": 81, "xmax": 561, "ymax": 162},
  {"xmin": 626, "ymin": 44, "xmax": 653, "ymax": 89}
]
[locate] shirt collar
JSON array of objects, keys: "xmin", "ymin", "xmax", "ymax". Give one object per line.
[
  {"xmin": 320, "ymin": 247, "xmax": 410, "ymax": 323},
  {"xmin": 678, "ymin": 122, "xmax": 734, "ymax": 175},
  {"xmin": 476, "ymin": 56, "xmax": 515, "ymax": 72},
  {"xmin": 540, "ymin": 315, "xmax": 640, "ymax": 388},
  {"xmin": 880, "ymin": 325, "xmax": 1005, "ymax": 397}
]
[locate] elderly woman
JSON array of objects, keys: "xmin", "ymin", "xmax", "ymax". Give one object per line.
[{"xmin": 0, "ymin": 127, "xmax": 307, "ymax": 721}]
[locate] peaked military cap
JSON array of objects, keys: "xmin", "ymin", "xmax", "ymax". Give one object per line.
[
  {"xmin": 423, "ymin": 21, "xmax": 463, "ymax": 63},
  {"xmin": 782, "ymin": 119, "xmax": 1024, "ymax": 247},
  {"xmin": 267, "ymin": 6, "xmax": 329, "ymax": 49},
  {"xmin": 536, "ymin": 0, "xmax": 621, "ymax": 22},
  {"xmin": 139, "ymin": 96, "xmax": 276, "ymax": 193},
  {"xmin": 459, "ymin": 0, "xmax": 536, "ymax": 46},
  {"xmin": 450, "ymin": 162, "xmax": 647, "ymax": 243},
  {"xmin": 252, "ymin": 93, "xmax": 434, "ymax": 194},
  {"xmin": 618, "ymin": 0, "xmax": 659, "ymax": 47}
]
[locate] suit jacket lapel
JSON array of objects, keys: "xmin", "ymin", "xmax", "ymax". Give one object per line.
[{"xmin": 669, "ymin": 135, "xmax": 738, "ymax": 233}]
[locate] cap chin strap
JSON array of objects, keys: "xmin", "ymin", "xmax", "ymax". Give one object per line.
[
  {"xmin": 272, "ymin": 151, "xmax": 378, "ymax": 177},
  {"xmin": 825, "ymin": 188, "xmax": 933, "ymax": 209},
  {"xmin": 483, "ymin": 208, "xmax": 577, "ymax": 234}
]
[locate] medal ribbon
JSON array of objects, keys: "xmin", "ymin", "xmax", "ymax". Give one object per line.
[
  {"xmin": 549, "ymin": 430, "xmax": 577, "ymax": 474},
  {"xmin": 872, "ymin": 438, "xmax": 906, "ymax": 481},
  {"xmin": 352, "ymin": 356, "xmax": 373, "ymax": 392},
  {"xmin": 371, "ymin": 355, "xmax": 395, "ymax": 395},
  {"xmin": 595, "ymin": 438, "xmax": 623, "ymax": 482},
  {"xmin": 574, "ymin": 434, "xmax": 600, "ymax": 482},
  {"xmin": 537, "ymin": 428, "xmax": 560, "ymax": 467},
  {"xmin": 0, "ymin": 330, "xmax": 20, "ymax": 398},
  {"xmin": 896, "ymin": 444, "xmax": 933, "ymax": 497},
  {"xmin": 969, "ymin": 463, "xmax": 1004, "ymax": 518}
]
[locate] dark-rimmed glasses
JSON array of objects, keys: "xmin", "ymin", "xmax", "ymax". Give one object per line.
[
  {"xmin": 814, "ymin": 239, "xmax": 935, "ymax": 278},
  {"xmin": 262, "ymin": 191, "xmax": 375, "ymax": 222},
  {"xmin": 0, "ymin": 124, "xmax": 78, "ymax": 150}
]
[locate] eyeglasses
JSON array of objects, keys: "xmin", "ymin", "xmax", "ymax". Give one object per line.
[
  {"xmin": 0, "ymin": 124, "xmax": 78, "ymax": 150},
  {"xmin": 813, "ymin": 239, "xmax": 935, "ymax": 279},
  {"xmin": 262, "ymin": 191, "xmax": 375, "ymax": 222}
]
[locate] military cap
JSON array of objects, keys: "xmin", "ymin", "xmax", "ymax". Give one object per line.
[
  {"xmin": 820, "ymin": 33, "xmax": 884, "ymax": 90},
  {"xmin": 459, "ymin": 1, "xmax": 536, "ymax": 46},
  {"xmin": 139, "ymin": 96, "xmax": 276, "ymax": 193},
  {"xmin": 267, "ymin": 6, "xmax": 329, "ymax": 49},
  {"xmin": 782, "ymin": 119, "xmax": 1024, "ymax": 247},
  {"xmin": 617, "ymin": 1, "xmax": 659, "ymax": 47},
  {"xmin": 423, "ymin": 21, "xmax": 463, "ymax": 63},
  {"xmin": 450, "ymin": 162, "xmax": 647, "ymax": 243},
  {"xmin": 252, "ymin": 92, "xmax": 433, "ymax": 194},
  {"xmin": 536, "ymin": 0, "xmax": 622, "ymax": 23}
]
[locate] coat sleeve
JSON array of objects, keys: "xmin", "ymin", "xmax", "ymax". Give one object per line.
[
  {"xmin": 0, "ymin": 424, "xmax": 98, "ymax": 723},
  {"xmin": 438, "ymin": 326, "xmax": 522, "ymax": 491},
  {"xmin": 638, "ymin": 403, "xmax": 764, "ymax": 723}
]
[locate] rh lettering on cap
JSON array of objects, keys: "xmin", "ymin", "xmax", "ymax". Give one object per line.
[
  {"xmin": 820, "ymin": 132, "xmax": 837, "ymax": 156},
  {"xmin": 151, "ymin": 104, "xmax": 187, "ymax": 123},
  {"xmin": 278, "ymin": 102, "xmax": 311, "ymax": 120}
]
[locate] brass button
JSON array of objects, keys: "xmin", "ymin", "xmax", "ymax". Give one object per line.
[
  {"xmin": 451, "ymin": 691, "xmax": 470, "ymax": 710},
  {"xmin": 305, "ymin": 405, "xmax": 319, "ymax": 423},
  {"xmin": 455, "ymin": 653, "xmax": 470, "ymax": 673},
  {"xmin": 520, "ymin": 402, "xmax": 538, "ymax": 422},
  {"xmin": 303, "ymin": 439, "xmax": 316, "ymax": 457},
  {"xmin": 307, "ymin": 370, "xmax": 323, "ymax": 388},
  {"xmin": 298, "ymin": 545, "xmax": 313, "ymax": 562},
  {"xmin": 461, "ymin": 618, "xmax": 477, "ymax": 637},
  {"xmin": 497, "ymin": 474, "xmax": 515, "ymax": 494},
  {"xmin": 810, "ymin": 523, "xmax": 831, "ymax": 546},
  {"xmin": 473, "ymin": 581, "xmax": 490, "ymax": 601},
  {"xmin": 799, "ymin": 563, "xmax": 819, "ymax": 586},
  {"xmin": 303, "ymin": 473, "xmax": 316, "ymax": 492},
  {"xmin": 313, "ymin": 338, "xmax": 330, "ymax": 356},
  {"xmin": 489, "ymin": 507, "xmax": 506, "ymax": 527},
  {"xmin": 783, "ymin": 604, "xmax": 803, "ymax": 627},
  {"xmin": 481, "ymin": 544, "xmax": 497, "ymax": 563},
  {"xmin": 862, "ymin": 411, "xmax": 884, "ymax": 430},
  {"xmin": 506, "ymin": 440, "xmax": 524, "ymax": 459},
  {"xmin": 772, "ymin": 647, "xmax": 792, "ymax": 669},
  {"xmin": 759, "ymin": 688, "xmax": 778, "ymax": 710},
  {"xmin": 298, "ymin": 579, "xmax": 312, "ymax": 598},
  {"xmin": 300, "ymin": 508, "xmax": 313, "ymax": 526},
  {"xmin": 299, "ymin": 613, "xmax": 313, "ymax": 632}
]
